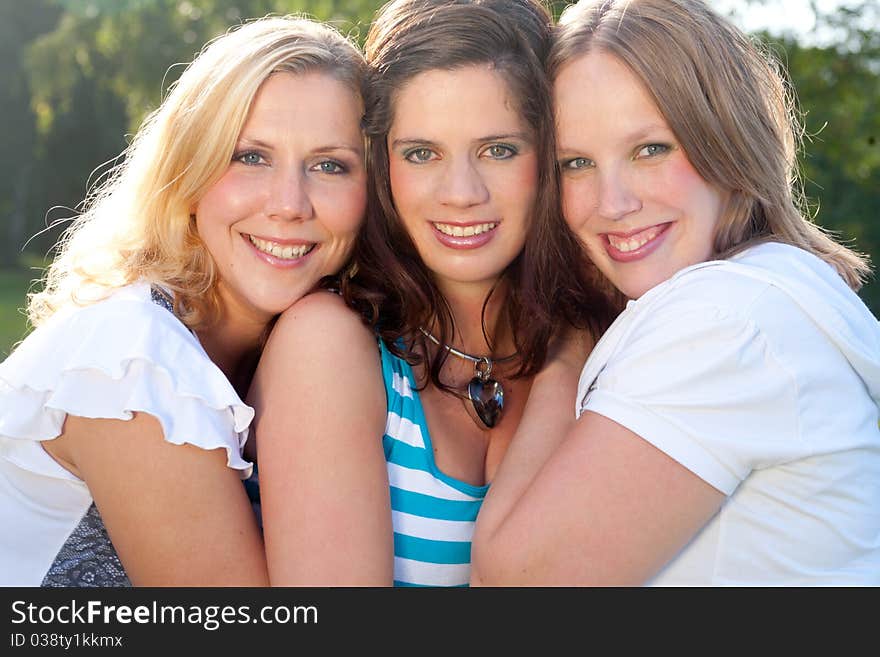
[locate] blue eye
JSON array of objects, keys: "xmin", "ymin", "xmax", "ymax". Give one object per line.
[
  {"xmin": 312, "ymin": 160, "xmax": 345, "ymax": 174},
  {"xmin": 637, "ymin": 143, "xmax": 669, "ymax": 158},
  {"xmin": 562, "ymin": 157, "xmax": 593, "ymax": 170},
  {"xmin": 483, "ymin": 144, "xmax": 517, "ymax": 160},
  {"xmin": 234, "ymin": 151, "xmax": 264, "ymax": 166},
  {"xmin": 404, "ymin": 148, "xmax": 437, "ymax": 163}
]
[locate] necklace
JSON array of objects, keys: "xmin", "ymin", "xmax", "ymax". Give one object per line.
[{"xmin": 419, "ymin": 327, "xmax": 517, "ymax": 429}]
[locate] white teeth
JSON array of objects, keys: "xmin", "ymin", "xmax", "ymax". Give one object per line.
[
  {"xmin": 248, "ymin": 235, "xmax": 314, "ymax": 260},
  {"xmin": 607, "ymin": 226, "xmax": 663, "ymax": 253},
  {"xmin": 433, "ymin": 222, "xmax": 498, "ymax": 237}
]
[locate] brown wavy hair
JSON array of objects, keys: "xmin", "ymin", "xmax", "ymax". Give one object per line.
[
  {"xmin": 343, "ymin": 0, "xmax": 619, "ymax": 391},
  {"xmin": 549, "ymin": 0, "xmax": 871, "ymax": 290}
]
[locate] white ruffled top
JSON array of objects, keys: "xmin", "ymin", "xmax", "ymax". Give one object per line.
[
  {"xmin": 0, "ymin": 281, "xmax": 254, "ymax": 479},
  {"xmin": 0, "ymin": 281, "xmax": 255, "ymax": 585}
]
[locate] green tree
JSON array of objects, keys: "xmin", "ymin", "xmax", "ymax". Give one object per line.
[
  {"xmin": 20, "ymin": 0, "xmax": 381, "ymax": 257},
  {"xmin": 0, "ymin": 0, "xmax": 62, "ymax": 268},
  {"xmin": 765, "ymin": 1, "xmax": 880, "ymax": 310}
]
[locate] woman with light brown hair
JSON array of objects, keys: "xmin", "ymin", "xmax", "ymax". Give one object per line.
[
  {"xmin": 0, "ymin": 16, "xmax": 368, "ymax": 586},
  {"xmin": 472, "ymin": 0, "xmax": 880, "ymax": 585},
  {"xmin": 250, "ymin": 0, "xmax": 618, "ymax": 586}
]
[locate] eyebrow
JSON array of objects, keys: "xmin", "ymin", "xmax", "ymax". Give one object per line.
[
  {"xmin": 557, "ymin": 124, "xmax": 672, "ymax": 155},
  {"xmin": 390, "ymin": 138, "xmax": 440, "ymax": 150},
  {"xmin": 390, "ymin": 132, "xmax": 532, "ymax": 149},
  {"xmin": 313, "ymin": 145, "xmax": 364, "ymax": 156},
  {"xmin": 236, "ymin": 138, "xmax": 362, "ymax": 155},
  {"xmin": 623, "ymin": 124, "xmax": 672, "ymax": 143},
  {"xmin": 556, "ymin": 148, "xmax": 585, "ymax": 159}
]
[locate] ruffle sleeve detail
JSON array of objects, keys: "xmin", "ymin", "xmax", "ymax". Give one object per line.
[{"xmin": 0, "ymin": 284, "xmax": 254, "ymax": 479}]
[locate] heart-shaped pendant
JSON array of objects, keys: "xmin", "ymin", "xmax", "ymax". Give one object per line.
[{"xmin": 467, "ymin": 376, "xmax": 505, "ymax": 428}]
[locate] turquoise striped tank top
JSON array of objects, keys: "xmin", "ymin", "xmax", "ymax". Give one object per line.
[{"xmin": 379, "ymin": 339, "xmax": 488, "ymax": 587}]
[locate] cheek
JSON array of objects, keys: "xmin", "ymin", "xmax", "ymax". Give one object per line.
[
  {"xmin": 193, "ymin": 194, "xmax": 226, "ymax": 250},
  {"xmin": 508, "ymin": 156, "xmax": 539, "ymax": 213},
  {"xmin": 561, "ymin": 178, "xmax": 597, "ymax": 234},
  {"xmin": 388, "ymin": 159, "xmax": 421, "ymax": 219},
  {"xmin": 194, "ymin": 171, "xmax": 253, "ymax": 233},
  {"xmin": 326, "ymin": 181, "xmax": 368, "ymax": 237},
  {"xmin": 657, "ymin": 156, "xmax": 697, "ymax": 190},
  {"xmin": 659, "ymin": 155, "xmax": 721, "ymax": 221}
]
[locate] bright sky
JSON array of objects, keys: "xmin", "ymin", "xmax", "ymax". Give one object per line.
[{"xmin": 715, "ymin": 0, "xmax": 855, "ymax": 43}]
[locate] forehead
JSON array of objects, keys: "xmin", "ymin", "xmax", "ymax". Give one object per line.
[
  {"xmin": 554, "ymin": 51, "xmax": 669, "ymax": 143},
  {"xmin": 243, "ymin": 71, "xmax": 362, "ymax": 127},
  {"xmin": 389, "ymin": 64, "xmax": 527, "ymax": 136}
]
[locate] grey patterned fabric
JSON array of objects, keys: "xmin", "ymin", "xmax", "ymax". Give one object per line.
[
  {"xmin": 41, "ymin": 503, "xmax": 131, "ymax": 587},
  {"xmin": 150, "ymin": 284, "xmax": 174, "ymax": 314}
]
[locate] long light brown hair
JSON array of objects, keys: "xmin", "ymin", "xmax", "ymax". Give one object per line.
[
  {"xmin": 28, "ymin": 16, "xmax": 366, "ymax": 328},
  {"xmin": 550, "ymin": 0, "xmax": 871, "ymax": 290}
]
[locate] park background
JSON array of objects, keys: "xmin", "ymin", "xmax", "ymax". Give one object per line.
[{"xmin": 0, "ymin": 0, "xmax": 878, "ymax": 358}]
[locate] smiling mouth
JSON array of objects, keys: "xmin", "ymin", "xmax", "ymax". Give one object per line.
[
  {"xmin": 432, "ymin": 222, "xmax": 498, "ymax": 237},
  {"xmin": 605, "ymin": 224, "xmax": 668, "ymax": 253},
  {"xmin": 248, "ymin": 235, "xmax": 316, "ymax": 260}
]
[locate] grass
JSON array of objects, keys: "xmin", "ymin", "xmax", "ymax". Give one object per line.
[{"xmin": 0, "ymin": 268, "xmax": 42, "ymax": 359}]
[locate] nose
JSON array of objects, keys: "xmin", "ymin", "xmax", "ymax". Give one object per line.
[
  {"xmin": 596, "ymin": 167, "xmax": 642, "ymax": 221},
  {"xmin": 265, "ymin": 168, "xmax": 314, "ymax": 222},
  {"xmin": 437, "ymin": 156, "xmax": 490, "ymax": 208}
]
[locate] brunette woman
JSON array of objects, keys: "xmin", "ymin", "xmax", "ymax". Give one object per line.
[{"xmin": 251, "ymin": 0, "xmax": 616, "ymax": 586}]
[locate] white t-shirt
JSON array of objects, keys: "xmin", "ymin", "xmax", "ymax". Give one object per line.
[
  {"xmin": 576, "ymin": 242, "xmax": 880, "ymax": 585},
  {"xmin": 0, "ymin": 282, "xmax": 254, "ymax": 586}
]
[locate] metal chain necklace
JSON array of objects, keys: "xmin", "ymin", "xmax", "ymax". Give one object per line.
[{"xmin": 419, "ymin": 327, "xmax": 517, "ymax": 429}]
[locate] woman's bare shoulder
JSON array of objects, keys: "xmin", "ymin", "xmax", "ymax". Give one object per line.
[{"xmin": 268, "ymin": 290, "xmax": 374, "ymax": 349}]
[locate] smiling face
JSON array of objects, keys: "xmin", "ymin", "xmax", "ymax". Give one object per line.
[
  {"xmin": 194, "ymin": 71, "xmax": 366, "ymax": 325},
  {"xmin": 386, "ymin": 64, "xmax": 538, "ymax": 294},
  {"xmin": 555, "ymin": 51, "xmax": 727, "ymax": 300}
]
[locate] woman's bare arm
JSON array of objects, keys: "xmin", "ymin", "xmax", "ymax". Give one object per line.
[
  {"xmin": 249, "ymin": 292, "xmax": 392, "ymax": 586},
  {"xmin": 472, "ymin": 328, "xmax": 725, "ymax": 586},
  {"xmin": 58, "ymin": 412, "xmax": 269, "ymax": 586},
  {"xmin": 472, "ymin": 409, "xmax": 724, "ymax": 585}
]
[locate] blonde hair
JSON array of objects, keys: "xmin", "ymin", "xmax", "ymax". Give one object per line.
[
  {"xmin": 28, "ymin": 15, "xmax": 366, "ymax": 327},
  {"xmin": 550, "ymin": 0, "xmax": 871, "ymax": 290}
]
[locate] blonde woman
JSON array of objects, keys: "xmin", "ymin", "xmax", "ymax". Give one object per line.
[
  {"xmin": 472, "ymin": 0, "xmax": 880, "ymax": 585},
  {"xmin": 0, "ymin": 16, "xmax": 367, "ymax": 586}
]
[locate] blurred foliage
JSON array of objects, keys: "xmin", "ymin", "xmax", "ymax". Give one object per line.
[
  {"xmin": 0, "ymin": 0, "xmax": 878, "ymax": 312},
  {"xmin": 0, "ymin": 0, "xmax": 63, "ymax": 271},
  {"xmin": 761, "ymin": 0, "xmax": 880, "ymax": 309},
  {"xmin": 4, "ymin": 0, "xmax": 381, "ymax": 267}
]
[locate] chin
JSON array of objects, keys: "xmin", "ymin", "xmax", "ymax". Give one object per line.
[
  {"xmin": 607, "ymin": 277, "xmax": 643, "ymax": 301},
  {"xmin": 253, "ymin": 290, "xmax": 311, "ymax": 318}
]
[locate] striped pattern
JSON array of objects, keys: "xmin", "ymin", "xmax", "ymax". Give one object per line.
[{"xmin": 379, "ymin": 340, "xmax": 488, "ymax": 587}]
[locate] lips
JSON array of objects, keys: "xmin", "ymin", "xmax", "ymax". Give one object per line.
[
  {"xmin": 602, "ymin": 222, "xmax": 671, "ymax": 262},
  {"xmin": 245, "ymin": 233, "xmax": 317, "ymax": 267},
  {"xmin": 431, "ymin": 221, "xmax": 499, "ymax": 250}
]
